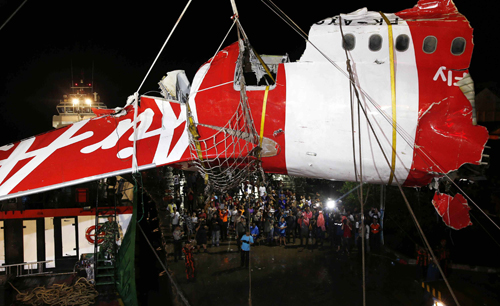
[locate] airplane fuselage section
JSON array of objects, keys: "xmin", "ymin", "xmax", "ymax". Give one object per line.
[{"xmin": 0, "ymin": 0, "xmax": 489, "ymax": 201}]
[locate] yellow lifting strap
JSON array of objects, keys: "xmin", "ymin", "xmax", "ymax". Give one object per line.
[
  {"xmin": 186, "ymin": 102, "xmax": 209, "ymax": 183},
  {"xmin": 380, "ymin": 12, "xmax": 397, "ymax": 185},
  {"xmin": 259, "ymin": 86, "xmax": 270, "ymax": 158}
]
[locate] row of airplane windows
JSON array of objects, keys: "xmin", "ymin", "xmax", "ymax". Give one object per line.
[{"xmin": 341, "ymin": 34, "xmax": 466, "ymax": 55}]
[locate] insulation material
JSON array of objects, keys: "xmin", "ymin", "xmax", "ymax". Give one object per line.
[{"xmin": 432, "ymin": 192, "xmax": 472, "ymax": 230}]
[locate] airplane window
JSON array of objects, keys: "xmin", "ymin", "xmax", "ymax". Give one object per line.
[
  {"xmin": 423, "ymin": 36, "xmax": 437, "ymax": 54},
  {"xmin": 451, "ymin": 37, "xmax": 466, "ymax": 55},
  {"xmin": 369, "ymin": 34, "xmax": 382, "ymax": 52},
  {"xmin": 395, "ymin": 34, "xmax": 409, "ymax": 52},
  {"xmin": 342, "ymin": 34, "xmax": 355, "ymax": 51}
]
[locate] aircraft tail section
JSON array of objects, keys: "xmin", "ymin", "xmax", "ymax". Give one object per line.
[{"xmin": 0, "ymin": 96, "xmax": 192, "ymax": 201}]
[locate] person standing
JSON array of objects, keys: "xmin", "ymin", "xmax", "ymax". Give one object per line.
[
  {"xmin": 219, "ymin": 208, "xmax": 229, "ymax": 242},
  {"xmin": 236, "ymin": 216, "xmax": 246, "ymax": 240},
  {"xmin": 171, "ymin": 207, "xmax": 180, "ymax": 230},
  {"xmin": 370, "ymin": 217, "xmax": 382, "ymax": 254},
  {"xmin": 99, "ymin": 217, "xmax": 119, "ymax": 259},
  {"xmin": 341, "ymin": 217, "xmax": 353, "ymax": 255},
  {"xmin": 416, "ymin": 244, "xmax": 429, "ymax": 280},
  {"xmin": 436, "ymin": 239, "xmax": 450, "ymax": 277},
  {"xmin": 299, "ymin": 207, "xmax": 312, "ymax": 250},
  {"xmin": 264, "ymin": 211, "xmax": 274, "ymax": 245},
  {"xmin": 210, "ymin": 213, "xmax": 222, "ymax": 247},
  {"xmin": 182, "ymin": 240, "xmax": 196, "ymax": 282},
  {"xmin": 240, "ymin": 230, "xmax": 254, "ymax": 268},
  {"xmin": 195, "ymin": 219, "xmax": 208, "ymax": 253},
  {"xmin": 250, "ymin": 222, "xmax": 260, "ymax": 245},
  {"xmin": 286, "ymin": 211, "xmax": 296, "ymax": 244},
  {"xmin": 315, "ymin": 210, "xmax": 326, "ymax": 249},
  {"xmin": 278, "ymin": 217, "xmax": 287, "ymax": 246},
  {"xmin": 173, "ymin": 225, "xmax": 184, "ymax": 262}
]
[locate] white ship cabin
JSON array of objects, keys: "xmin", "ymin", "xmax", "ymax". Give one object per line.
[{"xmin": 52, "ymin": 82, "xmax": 107, "ymax": 129}]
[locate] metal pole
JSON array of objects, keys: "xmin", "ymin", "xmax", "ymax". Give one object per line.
[{"xmin": 380, "ymin": 184, "xmax": 385, "ymax": 245}]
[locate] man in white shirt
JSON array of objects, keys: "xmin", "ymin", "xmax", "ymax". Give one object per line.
[{"xmin": 171, "ymin": 207, "xmax": 180, "ymax": 229}]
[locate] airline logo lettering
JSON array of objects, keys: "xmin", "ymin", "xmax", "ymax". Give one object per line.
[{"xmin": 0, "ymin": 97, "xmax": 190, "ymax": 199}]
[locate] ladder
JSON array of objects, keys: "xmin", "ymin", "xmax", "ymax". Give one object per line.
[{"xmin": 93, "ymin": 180, "xmax": 120, "ymax": 287}]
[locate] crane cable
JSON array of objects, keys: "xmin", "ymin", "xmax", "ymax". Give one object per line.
[
  {"xmin": 130, "ymin": 0, "xmax": 193, "ymax": 174},
  {"xmin": 261, "ymin": 0, "xmax": 500, "ymax": 235},
  {"xmin": 0, "ymin": 0, "xmax": 28, "ymax": 32},
  {"xmin": 353, "ymin": 88, "xmax": 462, "ymax": 306},
  {"xmin": 339, "ymin": 16, "xmax": 366, "ymax": 306}
]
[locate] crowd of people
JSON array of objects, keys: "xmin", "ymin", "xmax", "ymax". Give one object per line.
[
  {"xmin": 172, "ymin": 189, "xmax": 384, "ymax": 251},
  {"xmin": 166, "ymin": 177, "xmax": 389, "ymax": 280}
]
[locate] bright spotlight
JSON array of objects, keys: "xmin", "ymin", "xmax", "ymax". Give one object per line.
[
  {"xmin": 72, "ymin": 98, "xmax": 79, "ymax": 105},
  {"xmin": 434, "ymin": 299, "xmax": 445, "ymax": 306},
  {"xmin": 326, "ymin": 200, "xmax": 336, "ymax": 209},
  {"xmin": 85, "ymin": 98, "xmax": 92, "ymax": 105}
]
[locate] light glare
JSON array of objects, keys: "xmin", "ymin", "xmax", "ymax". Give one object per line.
[{"xmin": 326, "ymin": 200, "xmax": 336, "ymax": 209}]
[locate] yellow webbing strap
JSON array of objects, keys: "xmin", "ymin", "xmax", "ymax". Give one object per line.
[
  {"xmin": 380, "ymin": 12, "xmax": 397, "ymax": 185},
  {"xmin": 186, "ymin": 102, "xmax": 209, "ymax": 183},
  {"xmin": 259, "ymin": 86, "xmax": 270, "ymax": 157},
  {"xmin": 186, "ymin": 102, "xmax": 204, "ymax": 161}
]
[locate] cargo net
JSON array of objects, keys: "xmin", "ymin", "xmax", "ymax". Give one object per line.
[
  {"xmin": 187, "ymin": 44, "xmax": 266, "ymax": 195},
  {"xmin": 187, "ymin": 99, "xmax": 263, "ymax": 195}
]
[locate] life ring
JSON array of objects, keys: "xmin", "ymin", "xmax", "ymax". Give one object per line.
[{"xmin": 86, "ymin": 225, "xmax": 104, "ymax": 244}]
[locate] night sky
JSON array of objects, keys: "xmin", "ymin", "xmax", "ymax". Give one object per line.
[{"xmin": 0, "ymin": 0, "xmax": 497, "ymax": 146}]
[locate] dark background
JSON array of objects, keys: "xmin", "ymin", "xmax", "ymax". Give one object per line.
[
  {"xmin": 0, "ymin": 0, "xmax": 499, "ymax": 268},
  {"xmin": 0, "ymin": 0, "xmax": 497, "ymax": 145}
]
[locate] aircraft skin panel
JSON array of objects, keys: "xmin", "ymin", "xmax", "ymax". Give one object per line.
[
  {"xmin": 0, "ymin": 97, "xmax": 192, "ymax": 201},
  {"xmin": 396, "ymin": 2, "xmax": 489, "ymax": 186},
  {"xmin": 189, "ymin": 43, "xmax": 289, "ymax": 175},
  {"xmin": 0, "ymin": 0, "xmax": 490, "ymax": 201},
  {"xmin": 285, "ymin": 10, "xmax": 417, "ymax": 184}
]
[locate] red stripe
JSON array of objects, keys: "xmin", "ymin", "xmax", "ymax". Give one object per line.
[{"xmin": 0, "ymin": 206, "xmax": 132, "ymax": 219}]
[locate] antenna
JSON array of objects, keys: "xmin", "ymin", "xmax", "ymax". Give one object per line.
[
  {"xmin": 71, "ymin": 60, "xmax": 74, "ymax": 92},
  {"xmin": 92, "ymin": 61, "xmax": 94, "ymax": 93}
]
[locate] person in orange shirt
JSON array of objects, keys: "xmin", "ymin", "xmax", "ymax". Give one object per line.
[
  {"xmin": 416, "ymin": 244, "xmax": 430, "ymax": 280},
  {"xmin": 370, "ymin": 217, "xmax": 382, "ymax": 254},
  {"xmin": 219, "ymin": 208, "xmax": 229, "ymax": 241}
]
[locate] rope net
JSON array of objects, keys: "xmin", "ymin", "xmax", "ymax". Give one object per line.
[{"xmin": 187, "ymin": 40, "xmax": 266, "ymax": 195}]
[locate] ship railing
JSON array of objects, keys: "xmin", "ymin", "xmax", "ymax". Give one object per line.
[{"xmin": 0, "ymin": 260, "xmax": 54, "ymax": 277}]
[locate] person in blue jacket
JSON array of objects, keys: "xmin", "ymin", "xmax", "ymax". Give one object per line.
[
  {"xmin": 278, "ymin": 217, "xmax": 287, "ymax": 246},
  {"xmin": 240, "ymin": 230, "xmax": 254, "ymax": 268},
  {"xmin": 250, "ymin": 222, "xmax": 260, "ymax": 245}
]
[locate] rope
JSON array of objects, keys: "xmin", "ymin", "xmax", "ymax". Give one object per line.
[
  {"xmin": 339, "ymin": 17, "xmax": 365, "ymax": 306},
  {"xmin": 9, "ymin": 277, "xmax": 98, "ymax": 306},
  {"xmin": 262, "ymin": 0, "xmax": 500, "ymax": 234},
  {"xmin": 355, "ymin": 93, "xmax": 462, "ymax": 306},
  {"xmin": 136, "ymin": 0, "xmax": 193, "ymax": 94},
  {"xmin": 138, "ymin": 223, "xmax": 191, "ymax": 306},
  {"xmin": 0, "ymin": 0, "xmax": 28, "ymax": 32}
]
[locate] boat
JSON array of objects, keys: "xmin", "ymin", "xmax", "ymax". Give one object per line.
[
  {"xmin": 0, "ymin": 0, "xmax": 493, "ymax": 304},
  {"xmin": 52, "ymin": 77, "xmax": 108, "ymax": 129}
]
